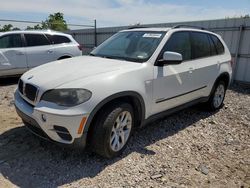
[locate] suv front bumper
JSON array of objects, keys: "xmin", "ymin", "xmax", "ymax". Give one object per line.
[{"xmin": 14, "ymin": 90, "xmax": 89, "ymax": 147}]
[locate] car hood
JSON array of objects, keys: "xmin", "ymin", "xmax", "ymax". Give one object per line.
[{"xmin": 21, "ymin": 56, "xmax": 139, "ymax": 90}]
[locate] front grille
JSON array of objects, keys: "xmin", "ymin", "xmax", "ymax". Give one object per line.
[
  {"xmin": 18, "ymin": 79, "xmax": 24, "ymax": 94},
  {"xmin": 18, "ymin": 79, "xmax": 38, "ymax": 103},
  {"xmin": 24, "ymin": 84, "xmax": 38, "ymax": 101}
]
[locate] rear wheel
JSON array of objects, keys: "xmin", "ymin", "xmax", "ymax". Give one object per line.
[
  {"xmin": 90, "ymin": 103, "xmax": 134, "ymax": 158},
  {"xmin": 206, "ymin": 80, "xmax": 226, "ymax": 111}
]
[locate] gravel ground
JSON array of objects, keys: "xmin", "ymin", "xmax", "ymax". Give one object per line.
[{"xmin": 0, "ymin": 78, "xmax": 249, "ymax": 188}]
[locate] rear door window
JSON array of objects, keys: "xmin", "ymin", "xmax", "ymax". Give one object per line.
[
  {"xmin": 24, "ymin": 34, "xmax": 50, "ymax": 47},
  {"xmin": 191, "ymin": 32, "xmax": 211, "ymax": 59},
  {"xmin": 210, "ymin": 35, "xmax": 224, "ymax": 54},
  {"xmin": 46, "ymin": 34, "xmax": 71, "ymax": 44},
  {"xmin": 0, "ymin": 34, "xmax": 22, "ymax": 48},
  {"xmin": 161, "ymin": 31, "xmax": 192, "ymax": 61},
  {"xmin": 208, "ymin": 35, "xmax": 217, "ymax": 56}
]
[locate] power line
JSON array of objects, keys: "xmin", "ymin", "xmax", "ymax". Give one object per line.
[{"xmin": 0, "ymin": 19, "xmax": 95, "ymax": 27}]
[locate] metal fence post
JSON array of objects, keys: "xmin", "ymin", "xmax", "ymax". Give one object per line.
[
  {"xmin": 94, "ymin": 19, "xmax": 97, "ymax": 47},
  {"xmin": 233, "ymin": 25, "xmax": 244, "ymax": 82}
]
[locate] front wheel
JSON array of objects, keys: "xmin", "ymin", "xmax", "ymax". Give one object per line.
[
  {"xmin": 90, "ymin": 103, "xmax": 134, "ymax": 158},
  {"xmin": 206, "ymin": 80, "xmax": 226, "ymax": 111}
]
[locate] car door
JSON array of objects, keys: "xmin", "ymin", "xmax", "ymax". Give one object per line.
[
  {"xmin": 151, "ymin": 31, "xmax": 197, "ymax": 115},
  {"xmin": 190, "ymin": 32, "xmax": 220, "ymax": 97},
  {"xmin": 0, "ymin": 34, "xmax": 27, "ymax": 76},
  {"xmin": 45, "ymin": 34, "xmax": 75, "ymax": 58},
  {"xmin": 24, "ymin": 33, "xmax": 55, "ymax": 68}
]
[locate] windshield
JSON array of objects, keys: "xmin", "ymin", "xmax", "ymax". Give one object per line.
[{"xmin": 90, "ymin": 31, "xmax": 165, "ymax": 63}]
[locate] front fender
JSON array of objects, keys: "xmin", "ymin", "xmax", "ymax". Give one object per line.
[{"xmin": 83, "ymin": 91, "xmax": 146, "ymax": 133}]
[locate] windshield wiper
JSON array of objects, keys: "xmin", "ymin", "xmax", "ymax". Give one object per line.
[
  {"xmin": 101, "ymin": 55, "xmax": 129, "ymax": 61},
  {"xmin": 89, "ymin": 53, "xmax": 112, "ymax": 59},
  {"xmin": 89, "ymin": 53, "xmax": 139, "ymax": 62}
]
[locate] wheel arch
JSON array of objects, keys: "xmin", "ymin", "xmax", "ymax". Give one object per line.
[
  {"xmin": 84, "ymin": 91, "xmax": 146, "ymax": 135},
  {"xmin": 214, "ymin": 72, "xmax": 230, "ymax": 89},
  {"xmin": 208, "ymin": 72, "xmax": 230, "ymax": 99}
]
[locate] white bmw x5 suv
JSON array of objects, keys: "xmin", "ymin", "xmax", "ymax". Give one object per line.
[
  {"xmin": 0, "ymin": 30, "xmax": 82, "ymax": 77},
  {"xmin": 15, "ymin": 26, "xmax": 232, "ymax": 158}
]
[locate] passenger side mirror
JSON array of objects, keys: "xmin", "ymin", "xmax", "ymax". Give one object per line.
[{"xmin": 157, "ymin": 51, "xmax": 183, "ymax": 66}]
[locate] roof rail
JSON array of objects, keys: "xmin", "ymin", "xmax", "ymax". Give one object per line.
[
  {"xmin": 172, "ymin": 25, "xmax": 206, "ymax": 30},
  {"xmin": 127, "ymin": 26, "xmax": 148, "ymax": 29}
]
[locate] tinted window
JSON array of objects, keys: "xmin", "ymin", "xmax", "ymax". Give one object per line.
[
  {"xmin": 46, "ymin": 34, "xmax": 71, "ymax": 44},
  {"xmin": 191, "ymin": 32, "xmax": 211, "ymax": 59},
  {"xmin": 211, "ymin": 35, "xmax": 224, "ymax": 54},
  {"xmin": 0, "ymin": 34, "xmax": 22, "ymax": 48},
  {"xmin": 24, "ymin": 34, "xmax": 50, "ymax": 47},
  {"xmin": 162, "ymin": 32, "xmax": 191, "ymax": 61},
  {"xmin": 208, "ymin": 35, "xmax": 217, "ymax": 56}
]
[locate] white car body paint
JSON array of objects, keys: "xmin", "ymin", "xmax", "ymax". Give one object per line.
[
  {"xmin": 15, "ymin": 27, "xmax": 232, "ymax": 145},
  {"xmin": 0, "ymin": 30, "xmax": 82, "ymax": 77}
]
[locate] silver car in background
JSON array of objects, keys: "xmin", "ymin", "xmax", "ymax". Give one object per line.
[{"xmin": 0, "ymin": 30, "xmax": 82, "ymax": 77}]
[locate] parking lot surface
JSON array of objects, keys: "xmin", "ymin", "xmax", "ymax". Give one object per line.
[{"xmin": 0, "ymin": 79, "xmax": 249, "ymax": 187}]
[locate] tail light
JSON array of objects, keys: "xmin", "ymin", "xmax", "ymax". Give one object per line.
[{"xmin": 78, "ymin": 44, "xmax": 83, "ymax": 51}]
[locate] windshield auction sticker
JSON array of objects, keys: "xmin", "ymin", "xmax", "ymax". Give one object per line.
[{"xmin": 143, "ymin": 33, "xmax": 162, "ymax": 38}]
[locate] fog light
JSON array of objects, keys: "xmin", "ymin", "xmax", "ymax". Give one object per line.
[{"xmin": 41, "ymin": 114, "xmax": 47, "ymax": 122}]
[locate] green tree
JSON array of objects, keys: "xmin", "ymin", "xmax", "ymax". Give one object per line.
[
  {"xmin": 241, "ymin": 14, "xmax": 250, "ymax": 18},
  {"xmin": 26, "ymin": 12, "xmax": 68, "ymax": 31},
  {"xmin": 46, "ymin": 12, "xmax": 68, "ymax": 31},
  {"xmin": 26, "ymin": 24, "xmax": 44, "ymax": 30},
  {"xmin": 12, "ymin": 27, "xmax": 21, "ymax": 31},
  {"xmin": 225, "ymin": 14, "xmax": 250, "ymax": 19},
  {"xmin": 0, "ymin": 24, "xmax": 18, "ymax": 31}
]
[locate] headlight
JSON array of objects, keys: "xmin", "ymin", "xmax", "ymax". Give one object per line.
[{"xmin": 41, "ymin": 89, "xmax": 92, "ymax": 107}]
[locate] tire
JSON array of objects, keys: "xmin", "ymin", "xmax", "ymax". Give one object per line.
[
  {"xmin": 206, "ymin": 80, "xmax": 226, "ymax": 111},
  {"xmin": 90, "ymin": 103, "xmax": 134, "ymax": 158}
]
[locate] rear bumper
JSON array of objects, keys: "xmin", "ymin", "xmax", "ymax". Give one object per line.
[{"xmin": 14, "ymin": 90, "xmax": 88, "ymax": 148}]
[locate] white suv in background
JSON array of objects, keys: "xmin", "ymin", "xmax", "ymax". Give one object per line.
[
  {"xmin": 15, "ymin": 26, "xmax": 232, "ymax": 158},
  {"xmin": 0, "ymin": 30, "xmax": 82, "ymax": 77}
]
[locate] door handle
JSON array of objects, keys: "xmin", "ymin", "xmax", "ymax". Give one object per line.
[
  {"xmin": 16, "ymin": 52, "xmax": 25, "ymax": 55},
  {"xmin": 188, "ymin": 67, "xmax": 193, "ymax": 73},
  {"xmin": 47, "ymin": 50, "xmax": 53, "ymax": 54}
]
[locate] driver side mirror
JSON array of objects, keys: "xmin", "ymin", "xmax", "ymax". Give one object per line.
[{"xmin": 157, "ymin": 51, "xmax": 183, "ymax": 66}]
